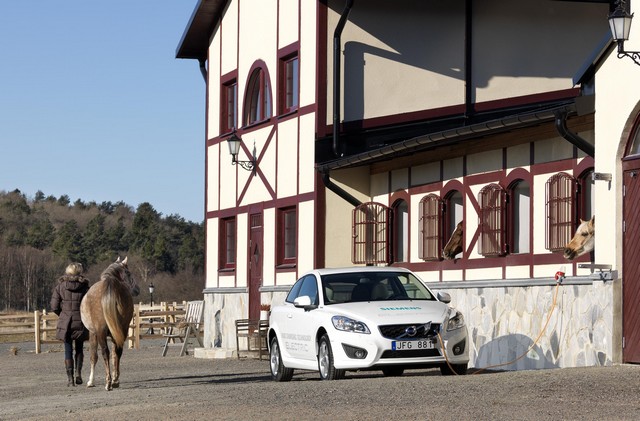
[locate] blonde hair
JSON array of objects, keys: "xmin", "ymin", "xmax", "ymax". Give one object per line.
[{"xmin": 65, "ymin": 262, "xmax": 84, "ymax": 276}]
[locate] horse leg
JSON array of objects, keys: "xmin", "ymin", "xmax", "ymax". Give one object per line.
[
  {"xmin": 86, "ymin": 334, "xmax": 98, "ymax": 388},
  {"xmin": 99, "ymin": 338, "xmax": 112, "ymax": 391},
  {"xmin": 111, "ymin": 344, "xmax": 123, "ymax": 388}
]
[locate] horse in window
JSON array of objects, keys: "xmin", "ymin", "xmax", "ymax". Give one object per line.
[
  {"xmin": 443, "ymin": 221, "xmax": 464, "ymax": 260},
  {"xmin": 563, "ymin": 216, "xmax": 595, "ymax": 260}
]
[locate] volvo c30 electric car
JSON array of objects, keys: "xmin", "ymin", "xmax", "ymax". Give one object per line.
[{"xmin": 267, "ymin": 267, "xmax": 469, "ymax": 381}]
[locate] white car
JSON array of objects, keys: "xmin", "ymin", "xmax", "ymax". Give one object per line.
[{"xmin": 267, "ymin": 267, "xmax": 469, "ymax": 381}]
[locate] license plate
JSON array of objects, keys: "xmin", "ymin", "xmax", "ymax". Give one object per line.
[{"xmin": 391, "ymin": 339, "xmax": 434, "ymax": 350}]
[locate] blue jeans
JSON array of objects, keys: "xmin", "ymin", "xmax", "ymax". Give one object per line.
[{"xmin": 64, "ymin": 339, "xmax": 84, "ymax": 360}]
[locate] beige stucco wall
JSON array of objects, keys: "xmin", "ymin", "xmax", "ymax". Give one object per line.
[{"xmin": 326, "ymin": 0, "xmax": 608, "ymax": 125}]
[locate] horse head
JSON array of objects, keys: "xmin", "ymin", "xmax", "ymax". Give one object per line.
[
  {"xmin": 114, "ymin": 256, "xmax": 140, "ymax": 297},
  {"xmin": 443, "ymin": 220, "xmax": 464, "ymax": 260},
  {"xmin": 563, "ymin": 216, "xmax": 595, "ymax": 260}
]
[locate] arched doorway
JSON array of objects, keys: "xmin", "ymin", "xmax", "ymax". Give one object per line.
[{"xmin": 622, "ymin": 116, "xmax": 640, "ymax": 363}]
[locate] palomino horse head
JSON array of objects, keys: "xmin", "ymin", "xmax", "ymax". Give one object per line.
[
  {"xmin": 111, "ymin": 256, "xmax": 140, "ymax": 297},
  {"xmin": 443, "ymin": 220, "xmax": 464, "ymax": 260},
  {"xmin": 563, "ymin": 216, "xmax": 595, "ymax": 260}
]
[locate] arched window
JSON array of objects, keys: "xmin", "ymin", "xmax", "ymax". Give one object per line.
[
  {"xmin": 419, "ymin": 194, "xmax": 443, "ymax": 261},
  {"xmin": 392, "ymin": 200, "xmax": 408, "ymax": 263},
  {"xmin": 578, "ymin": 168, "xmax": 595, "ymax": 221},
  {"xmin": 352, "ymin": 202, "xmax": 391, "ymax": 264},
  {"xmin": 509, "ymin": 180, "xmax": 531, "ymax": 254},
  {"xmin": 479, "ymin": 184, "xmax": 507, "ymax": 256},
  {"xmin": 444, "ymin": 190, "xmax": 463, "ymax": 259},
  {"xmin": 244, "ymin": 66, "xmax": 272, "ymax": 125},
  {"xmin": 546, "ymin": 172, "xmax": 577, "ymax": 252}
]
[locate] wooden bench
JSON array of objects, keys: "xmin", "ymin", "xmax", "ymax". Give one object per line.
[
  {"xmin": 235, "ymin": 319, "xmax": 269, "ymax": 360},
  {"xmin": 161, "ymin": 300, "xmax": 204, "ymax": 356}
]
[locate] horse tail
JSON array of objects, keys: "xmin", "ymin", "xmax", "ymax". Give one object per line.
[{"xmin": 102, "ymin": 279, "xmax": 127, "ymax": 347}]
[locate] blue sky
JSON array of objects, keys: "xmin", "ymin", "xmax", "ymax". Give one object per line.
[{"xmin": 0, "ymin": 1, "xmax": 205, "ymax": 223}]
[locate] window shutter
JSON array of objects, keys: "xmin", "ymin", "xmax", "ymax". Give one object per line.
[
  {"xmin": 479, "ymin": 184, "xmax": 507, "ymax": 256},
  {"xmin": 419, "ymin": 194, "xmax": 443, "ymax": 261},
  {"xmin": 352, "ymin": 202, "xmax": 391, "ymax": 264}
]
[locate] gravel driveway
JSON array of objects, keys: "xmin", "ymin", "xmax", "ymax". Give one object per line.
[{"xmin": 2, "ymin": 339, "xmax": 640, "ymax": 420}]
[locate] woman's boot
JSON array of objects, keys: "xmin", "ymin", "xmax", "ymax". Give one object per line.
[
  {"xmin": 65, "ymin": 359, "xmax": 75, "ymax": 387},
  {"xmin": 74, "ymin": 353, "xmax": 83, "ymax": 385}
]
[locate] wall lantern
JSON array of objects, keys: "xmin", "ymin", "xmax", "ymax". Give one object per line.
[
  {"xmin": 227, "ymin": 131, "xmax": 256, "ymax": 176},
  {"xmin": 609, "ymin": 0, "xmax": 640, "ymax": 65}
]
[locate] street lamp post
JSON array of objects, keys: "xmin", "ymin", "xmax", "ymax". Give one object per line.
[{"xmin": 148, "ymin": 283, "xmax": 155, "ymax": 335}]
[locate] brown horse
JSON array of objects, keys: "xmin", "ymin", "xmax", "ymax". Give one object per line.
[
  {"xmin": 563, "ymin": 216, "xmax": 595, "ymax": 260},
  {"xmin": 80, "ymin": 257, "xmax": 139, "ymax": 390},
  {"xmin": 443, "ymin": 220, "xmax": 464, "ymax": 260}
]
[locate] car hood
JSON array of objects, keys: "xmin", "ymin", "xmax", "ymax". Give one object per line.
[{"xmin": 326, "ymin": 300, "xmax": 450, "ymax": 324}]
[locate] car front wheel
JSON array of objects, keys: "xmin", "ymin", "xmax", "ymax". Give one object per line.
[
  {"xmin": 270, "ymin": 336, "xmax": 293, "ymax": 382},
  {"xmin": 318, "ymin": 334, "xmax": 345, "ymax": 380}
]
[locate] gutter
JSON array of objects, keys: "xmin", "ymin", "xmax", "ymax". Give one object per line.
[
  {"xmin": 332, "ymin": 0, "xmax": 354, "ymax": 158},
  {"xmin": 318, "ymin": 102, "xmax": 579, "ymax": 172}
]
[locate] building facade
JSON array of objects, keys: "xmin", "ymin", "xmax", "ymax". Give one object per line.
[{"xmin": 177, "ymin": 0, "xmax": 640, "ymax": 369}]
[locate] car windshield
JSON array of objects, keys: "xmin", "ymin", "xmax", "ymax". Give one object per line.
[{"xmin": 321, "ymin": 271, "xmax": 435, "ymax": 304}]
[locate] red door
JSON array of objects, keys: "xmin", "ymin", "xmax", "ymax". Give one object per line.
[
  {"xmin": 623, "ymin": 163, "xmax": 640, "ymax": 362},
  {"xmin": 248, "ymin": 213, "xmax": 263, "ymax": 320}
]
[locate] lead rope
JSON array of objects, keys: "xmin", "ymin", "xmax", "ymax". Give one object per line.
[{"xmin": 437, "ymin": 281, "xmax": 561, "ymax": 375}]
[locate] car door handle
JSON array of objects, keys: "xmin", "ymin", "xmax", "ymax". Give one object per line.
[{"xmin": 287, "ymin": 313, "xmax": 293, "ymax": 319}]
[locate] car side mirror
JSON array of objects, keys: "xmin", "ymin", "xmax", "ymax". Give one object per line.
[
  {"xmin": 437, "ymin": 291, "xmax": 451, "ymax": 304},
  {"xmin": 293, "ymin": 295, "xmax": 317, "ymax": 311}
]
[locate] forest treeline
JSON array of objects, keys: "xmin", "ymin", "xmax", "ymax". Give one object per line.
[{"xmin": 0, "ymin": 189, "xmax": 205, "ymax": 312}]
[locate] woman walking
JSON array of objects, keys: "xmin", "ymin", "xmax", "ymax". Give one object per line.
[{"xmin": 50, "ymin": 262, "xmax": 90, "ymax": 386}]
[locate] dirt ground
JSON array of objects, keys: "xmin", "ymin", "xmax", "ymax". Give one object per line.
[{"xmin": 2, "ymin": 339, "xmax": 640, "ymax": 421}]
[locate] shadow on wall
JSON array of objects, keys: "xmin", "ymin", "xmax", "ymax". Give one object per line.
[{"xmin": 474, "ymin": 333, "xmax": 558, "ymax": 371}]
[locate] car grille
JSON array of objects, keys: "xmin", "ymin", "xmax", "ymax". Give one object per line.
[
  {"xmin": 381, "ymin": 349, "xmax": 441, "ymax": 359},
  {"xmin": 378, "ymin": 323, "xmax": 440, "ymax": 340}
]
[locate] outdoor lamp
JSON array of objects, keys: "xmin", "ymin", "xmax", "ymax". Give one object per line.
[
  {"xmin": 226, "ymin": 131, "xmax": 256, "ymax": 175},
  {"xmin": 609, "ymin": 0, "xmax": 640, "ymax": 65},
  {"xmin": 149, "ymin": 283, "xmax": 155, "ymax": 305}
]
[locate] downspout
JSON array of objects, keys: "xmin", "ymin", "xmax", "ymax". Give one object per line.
[
  {"xmin": 333, "ymin": 0, "xmax": 354, "ymax": 158},
  {"xmin": 322, "ymin": 172, "xmax": 362, "ymax": 207},
  {"xmin": 554, "ymin": 111, "xmax": 595, "ymax": 157},
  {"xmin": 198, "ymin": 58, "xmax": 207, "ymax": 82}
]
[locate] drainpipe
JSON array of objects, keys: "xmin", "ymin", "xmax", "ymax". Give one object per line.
[
  {"xmin": 322, "ymin": 172, "xmax": 362, "ymax": 207},
  {"xmin": 554, "ymin": 111, "xmax": 595, "ymax": 157},
  {"xmin": 198, "ymin": 58, "xmax": 207, "ymax": 82},
  {"xmin": 333, "ymin": 0, "xmax": 354, "ymax": 158}
]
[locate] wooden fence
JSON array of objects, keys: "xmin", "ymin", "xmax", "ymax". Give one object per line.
[{"xmin": 0, "ymin": 301, "xmax": 188, "ymax": 354}]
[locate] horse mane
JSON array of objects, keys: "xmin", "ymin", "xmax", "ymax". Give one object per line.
[{"xmin": 101, "ymin": 263, "xmax": 129, "ymax": 347}]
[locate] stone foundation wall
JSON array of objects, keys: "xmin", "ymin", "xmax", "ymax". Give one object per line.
[{"xmin": 440, "ymin": 280, "xmax": 614, "ymax": 370}]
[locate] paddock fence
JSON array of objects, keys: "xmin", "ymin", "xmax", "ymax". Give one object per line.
[{"xmin": 0, "ymin": 302, "xmax": 190, "ymax": 353}]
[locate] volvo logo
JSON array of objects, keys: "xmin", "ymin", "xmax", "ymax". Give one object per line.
[{"xmin": 405, "ymin": 326, "xmax": 417, "ymax": 337}]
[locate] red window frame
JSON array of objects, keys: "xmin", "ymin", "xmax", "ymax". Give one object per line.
[
  {"xmin": 279, "ymin": 53, "xmax": 299, "ymax": 114},
  {"xmin": 545, "ymin": 172, "xmax": 577, "ymax": 252},
  {"xmin": 221, "ymin": 80, "xmax": 237, "ymax": 134},
  {"xmin": 419, "ymin": 194, "xmax": 443, "ymax": 261},
  {"xmin": 479, "ymin": 184, "xmax": 507, "ymax": 256},
  {"xmin": 352, "ymin": 202, "xmax": 391, "ymax": 265},
  {"xmin": 219, "ymin": 217, "xmax": 236, "ymax": 270},
  {"xmin": 277, "ymin": 207, "xmax": 297, "ymax": 266}
]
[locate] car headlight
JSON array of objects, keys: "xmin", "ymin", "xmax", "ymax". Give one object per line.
[
  {"xmin": 446, "ymin": 309, "xmax": 465, "ymax": 332},
  {"xmin": 332, "ymin": 315, "xmax": 370, "ymax": 334}
]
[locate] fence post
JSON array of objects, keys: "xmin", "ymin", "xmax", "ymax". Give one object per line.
[
  {"xmin": 134, "ymin": 304, "xmax": 141, "ymax": 350},
  {"xmin": 34, "ymin": 310, "xmax": 41, "ymax": 354}
]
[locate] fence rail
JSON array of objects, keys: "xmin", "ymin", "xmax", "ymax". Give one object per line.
[{"xmin": 0, "ymin": 301, "xmax": 189, "ymax": 353}]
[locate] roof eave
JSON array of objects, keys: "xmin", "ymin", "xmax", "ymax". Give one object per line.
[{"xmin": 176, "ymin": 0, "xmax": 227, "ymax": 60}]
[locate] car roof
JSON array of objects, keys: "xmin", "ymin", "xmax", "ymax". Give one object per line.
[{"xmin": 309, "ymin": 266, "xmax": 413, "ymax": 276}]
